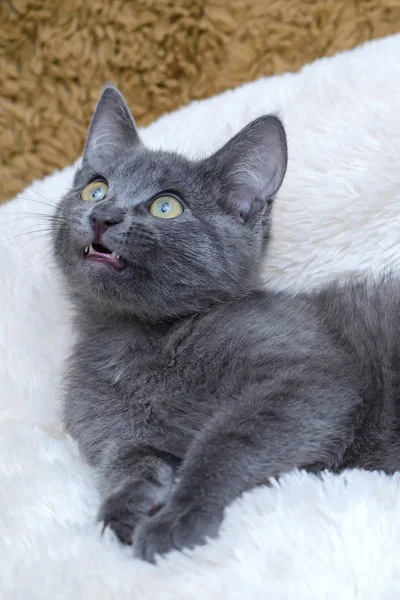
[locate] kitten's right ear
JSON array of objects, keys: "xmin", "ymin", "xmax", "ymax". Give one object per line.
[{"xmin": 82, "ymin": 85, "xmax": 141, "ymax": 170}]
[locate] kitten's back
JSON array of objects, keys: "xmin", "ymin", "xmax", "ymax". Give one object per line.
[{"xmin": 314, "ymin": 275, "xmax": 400, "ymax": 471}]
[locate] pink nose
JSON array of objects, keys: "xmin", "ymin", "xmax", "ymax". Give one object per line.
[{"xmin": 89, "ymin": 205, "xmax": 124, "ymax": 235}]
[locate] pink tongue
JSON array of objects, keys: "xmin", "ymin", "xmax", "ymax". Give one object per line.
[{"xmin": 87, "ymin": 248, "xmax": 123, "ymax": 270}]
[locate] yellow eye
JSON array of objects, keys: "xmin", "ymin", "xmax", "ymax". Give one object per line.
[
  {"xmin": 149, "ymin": 196, "xmax": 183, "ymax": 219},
  {"xmin": 81, "ymin": 181, "xmax": 108, "ymax": 201}
]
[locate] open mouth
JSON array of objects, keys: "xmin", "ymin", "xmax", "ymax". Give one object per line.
[{"xmin": 83, "ymin": 243, "xmax": 126, "ymax": 271}]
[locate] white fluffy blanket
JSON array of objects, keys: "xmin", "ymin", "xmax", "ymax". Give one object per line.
[{"xmin": 2, "ymin": 34, "xmax": 400, "ymax": 599}]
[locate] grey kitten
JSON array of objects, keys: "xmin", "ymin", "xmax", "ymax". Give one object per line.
[{"xmin": 53, "ymin": 85, "xmax": 400, "ymax": 563}]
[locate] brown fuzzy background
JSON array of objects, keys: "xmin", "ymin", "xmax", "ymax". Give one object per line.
[{"xmin": 1, "ymin": 0, "xmax": 400, "ymax": 202}]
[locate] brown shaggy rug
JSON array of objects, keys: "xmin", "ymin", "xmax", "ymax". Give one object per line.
[{"xmin": 1, "ymin": 0, "xmax": 399, "ymax": 202}]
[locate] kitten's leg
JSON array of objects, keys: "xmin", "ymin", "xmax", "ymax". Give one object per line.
[
  {"xmin": 98, "ymin": 443, "xmax": 181, "ymax": 544},
  {"xmin": 133, "ymin": 379, "xmax": 359, "ymax": 561}
]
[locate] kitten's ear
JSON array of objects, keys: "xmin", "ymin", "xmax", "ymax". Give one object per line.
[
  {"xmin": 210, "ymin": 116, "xmax": 287, "ymax": 220},
  {"xmin": 82, "ymin": 85, "xmax": 141, "ymax": 170}
]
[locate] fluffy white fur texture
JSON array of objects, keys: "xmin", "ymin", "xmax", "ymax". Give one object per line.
[{"xmin": 2, "ymin": 33, "xmax": 400, "ymax": 599}]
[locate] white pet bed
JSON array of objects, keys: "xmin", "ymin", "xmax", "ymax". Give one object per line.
[{"xmin": 2, "ymin": 34, "xmax": 400, "ymax": 599}]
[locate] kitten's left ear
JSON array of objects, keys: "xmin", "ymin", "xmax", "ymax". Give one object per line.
[
  {"xmin": 82, "ymin": 85, "xmax": 141, "ymax": 170},
  {"xmin": 209, "ymin": 116, "xmax": 288, "ymax": 220}
]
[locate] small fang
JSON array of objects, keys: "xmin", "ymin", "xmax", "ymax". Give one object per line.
[
  {"xmin": 84, "ymin": 246, "xmax": 89, "ymax": 255},
  {"xmin": 116, "ymin": 254, "xmax": 120, "ymax": 260}
]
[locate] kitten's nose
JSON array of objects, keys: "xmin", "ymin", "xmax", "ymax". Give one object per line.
[{"xmin": 89, "ymin": 204, "xmax": 124, "ymax": 235}]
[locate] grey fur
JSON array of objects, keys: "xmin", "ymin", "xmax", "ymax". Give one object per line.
[{"xmin": 53, "ymin": 86, "xmax": 400, "ymax": 562}]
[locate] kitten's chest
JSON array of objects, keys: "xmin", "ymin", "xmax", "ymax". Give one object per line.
[
  {"xmin": 111, "ymin": 336, "xmax": 230, "ymax": 403},
  {"xmin": 92, "ymin": 321, "xmax": 237, "ymax": 412}
]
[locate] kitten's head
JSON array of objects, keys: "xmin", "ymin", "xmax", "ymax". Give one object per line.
[{"xmin": 53, "ymin": 86, "xmax": 287, "ymax": 321}]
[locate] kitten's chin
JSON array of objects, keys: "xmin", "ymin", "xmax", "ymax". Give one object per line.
[
  {"xmin": 72, "ymin": 277, "xmax": 206, "ymax": 323},
  {"xmin": 68, "ymin": 260, "xmax": 246, "ymax": 323}
]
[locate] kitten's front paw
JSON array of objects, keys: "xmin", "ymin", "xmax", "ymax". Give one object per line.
[
  {"xmin": 133, "ymin": 500, "xmax": 223, "ymax": 562},
  {"xmin": 99, "ymin": 484, "xmax": 161, "ymax": 545}
]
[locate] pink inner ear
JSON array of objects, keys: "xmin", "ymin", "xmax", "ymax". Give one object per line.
[{"xmin": 229, "ymin": 184, "xmax": 259, "ymax": 220}]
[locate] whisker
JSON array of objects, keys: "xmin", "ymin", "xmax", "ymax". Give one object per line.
[
  {"xmin": 27, "ymin": 186, "xmax": 67, "ymax": 205},
  {"xmin": 0, "ymin": 210, "xmax": 62, "ymax": 218},
  {"xmin": 16, "ymin": 244, "xmax": 54, "ymax": 270},
  {"xmin": 15, "ymin": 194, "xmax": 59, "ymax": 209},
  {"xmin": 10, "ymin": 196, "xmax": 58, "ymax": 206},
  {"xmin": 0, "ymin": 214, "xmax": 66, "ymax": 229},
  {"xmin": 18, "ymin": 233, "xmax": 53, "ymax": 252},
  {"xmin": 12, "ymin": 196, "xmax": 75, "ymax": 217},
  {"xmin": 1, "ymin": 228, "xmax": 54, "ymax": 244},
  {"xmin": 14, "ymin": 230, "xmax": 55, "ymax": 264}
]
